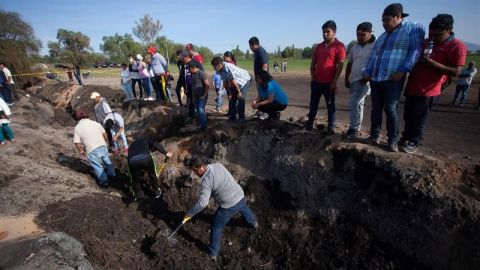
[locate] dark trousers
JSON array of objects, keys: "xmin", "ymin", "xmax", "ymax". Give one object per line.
[
  {"xmin": 258, "ymin": 101, "xmax": 287, "ymax": 115},
  {"xmin": 0, "ymin": 85, "xmax": 13, "ymax": 103},
  {"xmin": 307, "ymin": 81, "xmax": 335, "ymax": 128},
  {"xmin": 401, "ymin": 95, "xmax": 436, "ymax": 146},
  {"xmin": 153, "ymin": 75, "xmax": 168, "ymax": 102},
  {"xmin": 175, "ymin": 80, "xmax": 184, "ymax": 105},
  {"xmin": 74, "ymin": 72, "xmax": 83, "ymax": 85},
  {"xmin": 131, "ymin": 79, "xmax": 144, "ymax": 99},
  {"xmin": 185, "ymin": 84, "xmax": 195, "ymax": 118},
  {"xmin": 128, "ymin": 156, "xmax": 159, "ymax": 199},
  {"xmin": 370, "ymin": 80, "xmax": 404, "ymax": 143}
]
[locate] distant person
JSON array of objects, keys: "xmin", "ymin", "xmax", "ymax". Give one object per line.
[
  {"xmin": 73, "ymin": 110, "xmax": 115, "ymax": 188},
  {"xmin": 0, "ymin": 96, "xmax": 14, "ymax": 146},
  {"xmin": 181, "ymin": 50, "xmax": 204, "ymax": 120},
  {"xmin": 282, "ymin": 59, "xmax": 287, "ymax": 72},
  {"xmin": 120, "ymin": 63, "xmax": 134, "ymax": 101},
  {"xmin": 189, "ymin": 60, "xmax": 210, "ymax": 130},
  {"xmin": 251, "ymin": 70, "xmax": 288, "ymax": 120},
  {"xmin": 273, "ymin": 61, "xmax": 279, "ymax": 73},
  {"xmin": 136, "ymin": 54, "xmax": 154, "ymax": 101},
  {"xmin": 400, "ymin": 14, "xmax": 466, "ymax": 154},
  {"xmin": 223, "ymin": 51, "xmax": 237, "ymax": 65},
  {"xmin": 67, "ymin": 67, "xmax": 74, "ymax": 82},
  {"xmin": 0, "ymin": 68, "xmax": 13, "ymax": 105},
  {"xmin": 211, "ymin": 56, "xmax": 252, "ymax": 122},
  {"xmin": 183, "ymin": 156, "xmax": 257, "ymax": 260},
  {"xmin": 0, "ymin": 63, "xmax": 19, "ymax": 100},
  {"xmin": 362, "ymin": 3, "xmax": 425, "ymax": 152},
  {"xmin": 186, "ymin": 43, "xmax": 204, "ymax": 64},
  {"xmin": 73, "ymin": 65, "xmax": 83, "ymax": 86},
  {"xmin": 248, "ymin": 36, "xmax": 269, "ymax": 78},
  {"xmin": 127, "ymin": 136, "xmax": 173, "ymax": 200},
  {"xmin": 129, "ymin": 55, "xmax": 144, "ymax": 100},
  {"xmin": 148, "ymin": 46, "xmax": 169, "ymax": 102},
  {"xmin": 304, "ymin": 20, "xmax": 346, "ymax": 133},
  {"xmin": 104, "ymin": 112, "xmax": 129, "ymax": 154},
  {"xmin": 175, "ymin": 50, "xmax": 185, "ymax": 106},
  {"xmin": 212, "ymin": 71, "xmax": 226, "ymax": 113},
  {"xmin": 344, "ymin": 22, "xmax": 376, "ymax": 139},
  {"xmin": 452, "ymin": 61, "xmax": 477, "ymax": 107}
]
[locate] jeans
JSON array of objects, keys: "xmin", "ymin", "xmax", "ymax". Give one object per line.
[
  {"xmin": 110, "ymin": 129, "xmax": 128, "ymax": 149},
  {"xmin": 348, "ymin": 81, "xmax": 370, "ymax": 131},
  {"xmin": 194, "ymin": 95, "xmax": 208, "ymax": 129},
  {"xmin": 215, "ymin": 88, "xmax": 227, "ymax": 111},
  {"xmin": 153, "ymin": 74, "xmax": 168, "ymax": 102},
  {"xmin": 140, "ymin": 77, "xmax": 152, "ymax": 98},
  {"xmin": 131, "ymin": 79, "xmax": 144, "ymax": 99},
  {"xmin": 306, "ymin": 81, "xmax": 336, "ymax": 129},
  {"xmin": 209, "ymin": 197, "xmax": 256, "ymax": 256},
  {"xmin": 453, "ymin": 84, "xmax": 470, "ymax": 105},
  {"xmin": 369, "ymin": 80, "xmax": 404, "ymax": 143},
  {"xmin": 401, "ymin": 95, "xmax": 436, "ymax": 146},
  {"xmin": 87, "ymin": 146, "xmax": 115, "ymax": 185},
  {"xmin": 229, "ymin": 80, "xmax": 251, "ymax": 120},
  {"xmin": 121, "ymin": 82, "xmax": 134, "ymax": 100},
  {"xmin": 0, "ymin": 123, "xmax": 14, "ymax": 143},
  {"xmin": 0, "ymin": 86, "xmax": 13, "ymax": 104},
  {"xmin": 74, "ymin": 72, "xmax": 83, "ymax": 85}
]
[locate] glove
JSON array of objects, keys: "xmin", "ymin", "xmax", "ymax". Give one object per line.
[{"xmin": 183, "ymin": 215, "xmax": 191, "ymax": 223}]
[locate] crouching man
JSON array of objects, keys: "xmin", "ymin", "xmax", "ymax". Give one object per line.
[
  {"xmin": 73, "ymin": 110, "xmax": 115, "ymax": 187},
  {"xmin": 183, "ymin": 156, "xmax": 258, "ymax": 260}
]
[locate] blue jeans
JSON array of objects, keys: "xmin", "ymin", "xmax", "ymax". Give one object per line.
[
  {"xmin": 87, "ymin": 146, "xmax": 115, "ymax": 185},
  {"xmin": 141, "ymin": 78, "xmax": 152, "ymax": 98},
  {"xmin": 0, "ymin": 123, "xmax": 14, "ymax": 143},
  {"xmin": 122, "ymin": 82, "xmax": 134, "ymax": 100},
  {"xmin": 370, "ymin": 80, "xmax": 404, "ymax": 143},
  {"xmin": 453, "ymin": 84, "xmax": 469, "ymax": 105},
  {"xmin": 0, "ymin": 86, "xmax": 13, "ymax": 104},
  {"xmin": 194, "ymin": 95, "xmax": 208, "ymax": 129},
  {"xmin": 229, "ymin": 80, "xmax": 251, "ymax": 120},
  {"xmin": 348, "ymin": 81, "xmax": 370, "ymax": 131},
  {"xmin": 215, "ymin": 88, "xmax": 227, "ymax": 111},
  {"xmin": 209, "ymin": 197, "xmax": 256, "ymax": 256},
  {"xmin": 306, "ymin": 81, "xmax": 336, "ymax": 129}
]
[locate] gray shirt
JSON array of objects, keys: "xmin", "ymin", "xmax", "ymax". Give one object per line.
[
  {"xmin": 94, "ymin": 98, "xmax": 113, "ymax": 124},
  {"xmin": 191, "ymin": 70, "xmax": 208, "ymax": 98},
  {"xmin": 151, "ymin": 53, "xmax": 168, "ymax": 75},
  {"xmin": 187, "ymin": 163, "xmax": 244, "ymax": 217}
]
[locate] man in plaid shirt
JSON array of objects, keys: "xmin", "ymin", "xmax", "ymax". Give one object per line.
[{"xmin": 362, "ymin": 3, "xmax": 425, "ymax": 152}]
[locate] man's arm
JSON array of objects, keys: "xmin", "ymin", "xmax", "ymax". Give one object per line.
[
  {"xmin": 202, "ymin": 79, "xmax": 210, "ymax": 98},
  {"xmin": 330, "ymin": 60, "xmax": 345, "ymax": 91},
  {"xmin": 422, "ymin": 57, "xmax": 463, "ymax": 77},
  {"xmin": 397, "ymin": 24, "xmax": 426, "ymax": 75},
  {"xmin": 75, "ymin": 143, "xmax": 85, "ymax": 157},
  {"xmin": 345, "ymin": 62, "xmax": 353, "ymax": 88},
  {"xmin": 310, "ymin": 45, "xmax": 317, "ymax": 81},
  {"xmin": 186, "ymin": 177, "xmax": 212, "ymax": 218},
  {"xmin": 102, "ymin": 132, "xmax": 109, "ymax": 143}
]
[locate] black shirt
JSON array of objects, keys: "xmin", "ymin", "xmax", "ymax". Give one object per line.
[{"xmin": 128, "ymin": 138, "xmax": 166, "ymax": 160}]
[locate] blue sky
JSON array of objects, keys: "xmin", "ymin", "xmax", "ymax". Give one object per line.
[{"xmin": 1, "ymin": 0, "xmax": 478, "ymax": 55}]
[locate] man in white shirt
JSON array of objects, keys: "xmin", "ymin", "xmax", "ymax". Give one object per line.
[
  {"xmin": 453, "ymin": 61, "xmax": 477, "ymax": 107},
  {"xmin": 73, "ymin": 109, "xmax": 115, "ymax": 187}
]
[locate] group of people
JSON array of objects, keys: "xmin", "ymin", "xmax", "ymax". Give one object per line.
[
  {"xmin": 304, "ymin": 3, "xmax": 471, "ymax": 154},
  {"xmin": 273, "ymin": 59, "xmax": 288, "ymax": 73}
]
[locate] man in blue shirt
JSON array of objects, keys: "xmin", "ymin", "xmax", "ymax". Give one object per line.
[
  {"xmin": 362, "ymin": 3, "xmax": 425, "ymax": 152},
  {"xmin": 249, "ymin": 36, "xmax": 269, "ymax": 78}
]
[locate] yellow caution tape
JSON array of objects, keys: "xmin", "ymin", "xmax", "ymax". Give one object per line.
[{"xmin": 11, "ymin": 68, "xmax": 122, "ymax": 77}]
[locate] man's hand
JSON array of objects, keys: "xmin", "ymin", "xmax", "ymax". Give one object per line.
[
  {"xmin": 329, "ymin": 81, "xmax": 338, "ymax": 94},
  {"xmin": 345, "ymin": 79, "xmax": 350, "ymax": 89},
  {"xmin": 390, "ymin": 72, "xmax": 405, "ymax": 81},
  {"xmin": 237, "ymin": 91, "xmax": 243, "ymax": 99}
]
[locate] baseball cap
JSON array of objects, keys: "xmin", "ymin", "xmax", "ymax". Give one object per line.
[
  {"xmin": 136, "ymin": 54, "xmax": 143, "ymax": 61},
  {"xmin": 357, "ymin": 22, "xmax": 373, "ymax": 32},
  {"xmin": 180, "ymin": 50, "xmax": 190, "ymax": 58},
  {"xmin": 383, "ymin": 3, "xmax": 409, "ymax": 18},
  {"xmin": 148, "ymin": 46, "xmax": 156, "ymax": 54},
  {"xmin": 90, "ymin": 92, "xmax": 100, "ymax": 99},
  {"xmin": 188, "ymin": 60, "xmax": 200, "ymax": 69}
]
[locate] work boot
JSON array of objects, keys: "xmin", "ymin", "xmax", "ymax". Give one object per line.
[{"xmin": 155, "ymin": 189, "xmax": 162, "ymax": 199}]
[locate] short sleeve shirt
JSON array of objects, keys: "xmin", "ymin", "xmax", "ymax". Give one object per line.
[
  {"xmin": 313, "ymin": 39, "xmax": 346, "ymax": 83},
  {"xmin": 254, "ymin": 46, "xmax": 269, "ymax": 76},
  {"xmin": 259, "ymin": 80, "xmax": 288, "ymax": 105},
  {"xmin": 219, "ymin": 62, "xmax": 251, "ymax": 87},
  {"xmin": 406, "ymin": 37, "xmax": 466, "ymax": 97},
  {"xmin": 2, "ymin": 68, "xmax": 14, "ymax": 84},
  {"xmin": 192, "ymin": 70, "xmax": 208, "ymax": 97},
  {"xmin": 74, "ymin": 119, "xmax": 107, "ymax": 154}
]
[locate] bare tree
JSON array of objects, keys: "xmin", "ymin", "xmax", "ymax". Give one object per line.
[{"xmin": 132, "ymin": 15, "xmax": 162, "ymax": 45}]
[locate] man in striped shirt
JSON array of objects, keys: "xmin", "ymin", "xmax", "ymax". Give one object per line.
[
  {"xmin": 362, "ymin": 3, "xmax": 425, "ymax": 152},
  {"xmin": 211, "ymin": 56, "xmax": 252, "ymax": 122}
]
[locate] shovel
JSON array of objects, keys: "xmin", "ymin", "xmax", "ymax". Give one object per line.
[{"xmin": 167, "ymin": 216, "xmax": 191, "ymax": 240}]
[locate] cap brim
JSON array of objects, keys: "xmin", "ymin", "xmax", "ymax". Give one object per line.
[{"xmin": 401, "ymin": 13, "xmax": 409, "ymax": 18}]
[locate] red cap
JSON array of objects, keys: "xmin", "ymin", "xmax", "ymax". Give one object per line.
[{"xmin": 148, "ymin": 46, "xmax": 156, "ymax": 54}]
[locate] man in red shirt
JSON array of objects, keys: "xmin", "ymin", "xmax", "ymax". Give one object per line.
[
  {"xmin": 186, "ymin": 43, "xmax": 204, "ymax": 65},
  {"xmin": 401, "ymin": 14, "xmax": 466, "ymax": 153},
  {"xmin": 304, "ymin": 20, "xmax": 346, "ymax": 132}
]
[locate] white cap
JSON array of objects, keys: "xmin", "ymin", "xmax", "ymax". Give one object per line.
[
  {"xmin": 90, "ymin": 92, "xmax": 101, "ymax": 99},
  {"xmin": 136, "ymin": 54, "xmax": 143, "ymax": 61}
]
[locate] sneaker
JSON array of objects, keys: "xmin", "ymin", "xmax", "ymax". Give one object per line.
[
  {"xmin": 388, "ymin": 142, "xmax": 399, "ymax": 152},
  {"xmin": 259, "ymin": 113, "xmax": 269, "ymax": 120},
  {"xmin": 252, "ymin": 110, "xmax": 264, "ymax": 118},
  {"xmin": 367, "ymin": 136, "xmax": 380, "ymax": 145},
  {"xmin": 402, "ymin": 142, "xmax": 418, "ymax": 154},
  {"xmin": 345, "ymin": 129, "xmax": 357, "ymax": 140},
  {"xmin": 0, "ymin": 141, "xmax": 6, "ymax": 147},
  {"xmin": 155, "ymin": 189, "xmax": 162, "ymax": 199}
]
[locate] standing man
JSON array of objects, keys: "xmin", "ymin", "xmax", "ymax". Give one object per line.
[
  {"xmin": 120, "ymin": 63, "xmax": 134, "ymax": 101},
  {"xmin": 304, "ymin": 20, "xmax": 346, "ymax": 133},
  {"xmin": 129, "ymin": 55, "xmax": 144, "ymax": 100},
  {"xmin": 211, "ymin": 56, "xmax": 252, "ymax": 122},
  {"xmin": 148, "ymin": 46, "xmax": 169, "ymax": 102},
  {"xmin": 362, "ymin": 3, "xmax": 425, "ymax": 152},
  {"xmin": 249, "ymin": 36, "xmax": 269, "ymax": 77},
  {"xmin": 400, "ymin": 14, "xmax": 466, "ymax": 153},
  {"xmin": 73, "ymin": 110, "xmax": 115, "ymax": 187},
  {"xmin": 344, "ymin": 22, "xmax": 376, "ymax": 139},
  {"xmin": 183, "ymin": 156, "xmax": 257, "ymax": 260},
  {"xmin": 189, "ymin": 61, "xmax": 210, "ymax": 130},
  {"xmin": 175, "ymin": 50, "xmax": 185, "ymax": 106},
  {"xmin": 180, "ymin": 50, "xmax": 204, "ymax": 120},
  {"xmin": 0, "ymin": 63, "xmax": 19, "ymax": 101},
  {"xmin": 73, "ymin": 65, "xmax": 83, "ymax": 86},
  {"xmin": 452, "ymin": 61, "xmax": 477, "ymax": 107},
  {"xmin": 186, "ymin": 43, "xmax": 204, "ymax": 65}
]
